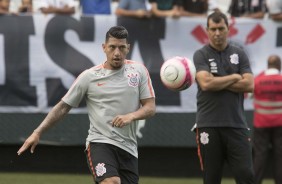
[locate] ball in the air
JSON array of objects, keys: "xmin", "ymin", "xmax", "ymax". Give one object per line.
[{"xmin": 160, "ymin": 56, "xmax": 196, "ymax": 91}]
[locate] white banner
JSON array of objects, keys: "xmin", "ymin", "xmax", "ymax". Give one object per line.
[{"xmin": 0, "ymin": 15, "xmax": 281, "ymax": 113}]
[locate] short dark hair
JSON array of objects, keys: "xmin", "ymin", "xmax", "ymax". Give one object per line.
[
  {"xmin": 268, "ymin": 55, "xmax": 281, "ymax": 70},
  {"xmin": 207, "ymin": 12, "xmax": 229, "ymax": 28},
  {"xmin": 105, "ymin": 26, "xmax": 128, "ymax": 42}
]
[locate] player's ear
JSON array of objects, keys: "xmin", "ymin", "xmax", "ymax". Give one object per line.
[
  {"xmin": 102, "ymin": 43, "xmax": 106, "ymax": 52},
  {"xmin": 126, "ymin": 44, "xmax": 130, "ymax": 53}
]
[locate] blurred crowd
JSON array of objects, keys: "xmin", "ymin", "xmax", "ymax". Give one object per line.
[{"xmin": 0, "ymin": 0, "xmax": 281, "ymax": 21}]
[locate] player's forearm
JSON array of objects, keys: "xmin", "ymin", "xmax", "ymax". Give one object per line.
[
  {"xmin": 55, "ymin": 7, "xmax": 75, "ymax": 15},
  {"xmin": 130, "ymin": 98, "xmax": 156, "ymax": 121},
  {"xmin": 115, "ymin": 9, "xmax": 143, "ymax": 18},
  {"xmin": 227, "ymin": 79, "xmax": 254, "ymax": 93},
  {"xmin": 227, "ymin": 73, "xmax": 254, "ymax": 93},
  {"xmin": 34, "ymin": 101, "xmax": 72, "ymax": 135},
  {"xmin": 270, "ymin": 14, "xmax": 282, "ymax": 21},
  {"xmin": 199, "ymin": 73, "xmax": 241, "ymax": 91},
  {"xmin": 41, "ymin": 7, "xmax": 75, "ymax": 15}
]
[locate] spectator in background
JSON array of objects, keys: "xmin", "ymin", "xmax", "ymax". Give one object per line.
[
  {"xmin": 267, "ymin": 0, "xmax": 282, "ymax": 21},
  {"xmin": 253, "ymin": 55, "xmax": 282, "ymax": 184},
  {"xmin": 115, "ymin": 0, "xmax": 181, "ymax": 106},
  {"xmin": 149, "ymin": 0, "xmax": 181, "ymax": 18},
  {"xmin": 39, "ymin": 0, "xmax": 76, "ymax": 15},
  {"xmin": 115, "ymin": 0, "xmax": 151, "ymax": 18},
  {"xmin": 80, "ymin": 0, "xmax": 111, "ymax": 15},
  {"xmin": 179, "ymin": 0, "xmax": 213, "ymax": 17},
  {"xmin": 0, "ymin": 0, "xmax": 10, "ymax": 14},
  {"xmin": 18, "ymin": 0, "xmax": 33, "ymax": 13},
  {"xmin": 228, "ymin": 0, "xmax": 267, "ymax": 18}
]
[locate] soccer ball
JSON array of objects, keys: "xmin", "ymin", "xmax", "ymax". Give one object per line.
[{"xmin": 160, "ymin": 56, "xmax": 196, "ymax": 91}]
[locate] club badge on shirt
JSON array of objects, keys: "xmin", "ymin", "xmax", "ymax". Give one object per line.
[
  {"xmin": 230, "ymin": 54, "xmax": 239, "ymax": 64},
  {"xmin": 127, "ymin": 73, "xmax": 140, "ymax": 87}
]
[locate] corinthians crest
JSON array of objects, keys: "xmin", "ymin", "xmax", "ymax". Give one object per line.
[
  {"xmin": 95, "ymin": 163, "xmax": 106, "ymax": 177},
  {"xmin": 200, "ymin": 132, "xmax": 209, "ymax": 145},
  {"xmin": 230, "ymin": 54, "xmax": 239, "ymax": 64},
  {"xmin": 127, "ymin": 73, "xmax": 140, "ymax": 87}
]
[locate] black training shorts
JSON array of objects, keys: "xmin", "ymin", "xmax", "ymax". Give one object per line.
[{"xmin": 85, "ymin": 142, "xmax": 139, "ymax": 184}]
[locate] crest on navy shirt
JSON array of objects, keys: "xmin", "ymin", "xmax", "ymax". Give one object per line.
[
  {"xmin": 230, "ymin": 54, "xmax": 239, "ymax": 64},
  {"xmin": 127, "ymin": 73, "xmax": 140, "ymax": 87}
]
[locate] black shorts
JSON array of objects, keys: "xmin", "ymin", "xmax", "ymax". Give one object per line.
[{"xmin": 85, "ymin": 142, "xmax": 139, "ymax": 184}]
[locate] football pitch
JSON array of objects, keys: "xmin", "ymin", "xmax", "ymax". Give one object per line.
[{"xmin": 0, "ymin": 172, "xmax": 275, "ymax": 184}]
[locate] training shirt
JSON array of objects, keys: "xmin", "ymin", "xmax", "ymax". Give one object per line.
[
  {"xmin": 228, "ymin": 0, "xmax": 267, "ymax": 17},
  {"xmin": 81, "ymin": 0, "xmax": 111, "ymax": 15},
  {"xmin": 149, "ymin": 0, "xmax": 182, "ymax": 10},
  {"xmin": 193, "ymin": 44, "xmax": 252, "ymax": 128},
  {"xmin": 62, "ymin": 60, "xmax": 155, "ymax": 158},
  {"xmin": 267, "ymin": 0, "xmax": 282, "ymax": 14}
]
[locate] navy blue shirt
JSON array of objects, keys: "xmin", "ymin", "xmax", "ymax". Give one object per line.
[{"xmin": 193, "ymin": 44, "xmax": 252, "ymax": 128}]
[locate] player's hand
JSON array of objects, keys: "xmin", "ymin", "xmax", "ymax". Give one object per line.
[
  {"xmin": 17, "ymin": 132, "xmax": 40, "ymax": 155},
  {"xmin": 111, "ymin": 114, "xmax": 135, "ymax": 128}
]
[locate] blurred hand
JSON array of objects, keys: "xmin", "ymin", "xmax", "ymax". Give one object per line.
[
  {"xmin": 17, "ymin": 132, "xmax": 40, "ymax": 155},
  {"xmin": 111, "ymin": 114, "xmax": 135, "ymax": 128},
  {"xmin": 136, "ymin": 9, "xmax": 151, "ymax": 18},
  {"xmin": 171, "ymin": 10, "xmax": 181, "ymax": 19}
]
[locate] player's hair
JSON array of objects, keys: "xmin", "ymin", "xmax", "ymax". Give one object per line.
[
  {"xmin": 207, "ymin": 12, "xmax": 229, "ymax": 28},
  {"xmin": 105, "ymin": 26, "xmax": 128, "ymax": 42}
]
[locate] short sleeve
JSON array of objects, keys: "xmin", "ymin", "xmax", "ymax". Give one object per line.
[
  {"xmin": 62, "ymin": 70, "xmax": 89, "ymax": 107},
  {"xmin": 193, "ymin": 49, "xmax": 209, "ymax": 73},
  {"xmin": 139, "ymin": 64, "xmax": 155, "ymax": 100},
  {"xmin": 238, "ymin": 49, "xmax": 253, "ymax": 74}
]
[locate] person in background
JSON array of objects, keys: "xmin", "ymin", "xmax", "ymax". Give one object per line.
[
  {"xmin": 192, "ymin": 11, "xmax": 254, "ymax": 184},
  {"xmin": 253, "ymin": 55, "xmax": 282, "ymax": 184},
  {"xmin": 18, "ymin": 0, "xmax": 33, "ymax": 13},
  {"xmin": 80, "ymin": 0, "xmax": 111, "ymax": 15},
  {"xmin": 17, "ymin": 26, "xmax": 156, "ymax": 184},
  {"xmin": 228, "ymin": 0, "xmax": 267, "ymax": 19},
  {"xmin": 115, "ymin": 0, "xmax": 151, "ymax": 18},
  {"xmin": 115, "ymin": 0, "xmax": 180, "ymax": 106},
  {"xmin": 0, "ymin": 0, "xmax": 10, "ymax": 14},
  {"xmin": 266, "ymin": 0, "xmax": 282, "ymax": 21},
  {"xmin": 149, "ymin": 0, "xmax": 181, "ymax": 18},
  {"xmin": 179, "ymin": 0, "xmax": 217, "ymax": 17},
  {"xmin": 39, "ymin": 0, "xmax": 76, "ymax": 15}
]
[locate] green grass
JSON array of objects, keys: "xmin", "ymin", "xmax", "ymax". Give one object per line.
[{"xmin": 0, "ymin": 173, "xmax": 275, "ymax": 184}]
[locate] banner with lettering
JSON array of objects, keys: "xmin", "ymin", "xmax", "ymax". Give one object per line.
[{"xmin": 0, "ymin": 15, "xmax": 282, "ymax": 113}]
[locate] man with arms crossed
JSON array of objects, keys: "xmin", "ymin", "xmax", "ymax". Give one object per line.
[
  {"xmin": 17, "ymin": 26, "xmax": 156, "ymax": 184},
  {"xmin": 193, "ymin": 12, "xmax": 254, "ymax": 184}
]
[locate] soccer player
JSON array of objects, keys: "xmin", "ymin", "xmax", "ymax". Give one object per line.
[
  {"xmin": 17, "ymin": 26, "xmax": 156, "ymax": 184},
  {"xmin": 192, "ymin": 12, "xmax": 254, "ymax": 184}
]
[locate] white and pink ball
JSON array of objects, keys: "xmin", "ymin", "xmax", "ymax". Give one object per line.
[{"xmin": 160, "ymin": 56, "xmax": 196, "ymax": 91}]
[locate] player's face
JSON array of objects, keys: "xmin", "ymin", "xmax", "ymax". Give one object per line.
[
  {"xmin": 207, "ymin": 18, "xmax": 229, "ymax": 50},
  {"xmin": 103, "ymin": 37, "xmax": 130, "ymax": 70}
]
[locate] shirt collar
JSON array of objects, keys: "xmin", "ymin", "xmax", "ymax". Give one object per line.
[{"xmin": 265, "ymin": 68, "xmax": 280, "ymax": 75}]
